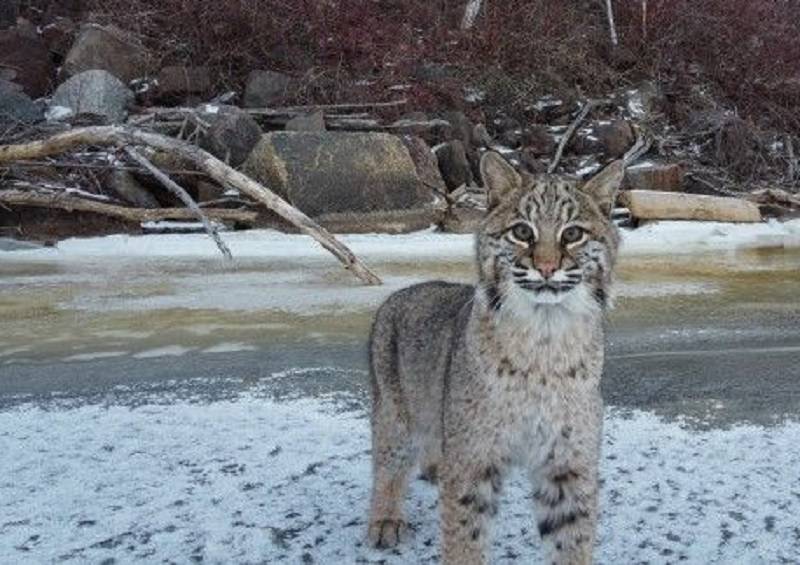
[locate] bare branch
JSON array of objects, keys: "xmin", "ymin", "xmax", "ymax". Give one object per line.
[
  {"xmin": 548, "ymin": 100, "xmax": 601, "ymax": 174},
  {"xmin": 123, "ymin": 146, "xmax": 232, "ymax": 260}
]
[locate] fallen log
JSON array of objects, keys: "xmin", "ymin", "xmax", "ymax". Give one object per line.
[
  {"xmin": 619, "ymin": 190, "xmax": 762, "ymax": 223},
  {"xmin": 0, "ymin": 126, "xmax": 382, "ymax": 285},
  {"xmin": 0, "ymin": 189, "xmax": 257, "ymax": 224}
]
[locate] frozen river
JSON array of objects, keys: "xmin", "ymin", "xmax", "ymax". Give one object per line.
[{"xmin": 1, "ymin": 224, "xmax": 799, "ymax": 563}]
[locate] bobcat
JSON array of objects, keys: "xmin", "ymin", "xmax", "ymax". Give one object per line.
[{"xmin": 367, "ymin": 152, "xmax": 624, "ymax": 564}]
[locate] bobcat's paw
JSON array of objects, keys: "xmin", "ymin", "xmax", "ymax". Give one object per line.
[{"xmin": 368, "ymin": 518, "xmax": 408, "ymax": 549}]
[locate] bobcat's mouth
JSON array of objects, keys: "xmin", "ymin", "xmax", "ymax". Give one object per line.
[{"xmin": 516, "ymin": 281, "xmax": 577, "ymax": 294}]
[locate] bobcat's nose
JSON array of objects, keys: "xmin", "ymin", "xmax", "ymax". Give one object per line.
[{"xmin": 536, "ymin": 261, "xmax": 558, "ymax": 279}]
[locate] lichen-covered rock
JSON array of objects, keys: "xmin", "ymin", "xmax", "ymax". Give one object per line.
[
  {"xmin": 242, "ymin": 132, "xmax": 441, "ymax": 232},
  {"xmin": 50, "ymin": 70, "xmax": 134, "ymax": 123}
]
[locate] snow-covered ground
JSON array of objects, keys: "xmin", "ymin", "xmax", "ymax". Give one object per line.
[
  {"xmin": 6, "ymin": 219, "xmax": 800, "ymax": 262},
  {"xmin": 1, "ymin": 385, "xmax": 798, "ymax": 564}
]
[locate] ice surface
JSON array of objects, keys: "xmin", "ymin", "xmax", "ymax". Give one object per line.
[
  {"xmin": 6, "ymin": 220, "xmax": 800, "ymax": 263},
  {"xmin": 1, "ymin": 393, "xmax": 798, "ymax": 564}
]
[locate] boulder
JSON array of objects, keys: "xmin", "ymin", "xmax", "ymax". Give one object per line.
[
  {"xmin": 50, "ymin": 70, "xmax": 134, "ymax": 123},
  {"xmin": 63, "ymin": 24, "xmax": 148, "ymax": 83},
  {"xmin": 0, "ymin": 80, "xmax": 42, "ymax": 125},
  {"xmin": 0, "ymin": 28, "xmax": 53, "ymax": 97},
  {"xmin": 41, "ymin": 17, "xmax": 77, "ymax": 59},
  {"xmin": 109, "ymin": 170, "xmax": 160, "ymax": 209},
  {"xmin": 155, "ymin": 66, "xmax": 211, "ymax": 102},
  {"xmin": 620, "ymin": 191, "xmax": 762, "ymax": 223},
  {"xmin": 198, "ymin": 105, "xmax": 262, "ymax": 167},
  {"xmin": 400, "ymin": 135, "xmax": 447, "ymax": 195},
  {"xmin": 242, "ymin": 70, "xmax": 292, "ymax": 107},
  {"xmin": 595, "ymin": 120, "xmax": 635, "ymax": 158},
  {"xmin": 435, "ymin": 140, "xmax": 473, "ymax": 191},
  {"xmin": 285, "ymin": 110, "xmax": 325, "ymax": 131},
  {"xmin": 242, "ymin": 132, "xmax": 440, "ymax": 232},
  {"xmin": 625, "ymin": 163, "xmax": 684, "ymax": 192},
  {"xmin": 0, "ymin": 1, "xmax": 17, "ymax": 30},
  {"xmin": 521, "ymin": 124, "xmax": 557, "ymax": 156}
]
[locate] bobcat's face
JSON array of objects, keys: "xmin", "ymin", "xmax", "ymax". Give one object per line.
[{"xmin": 476, "ymin": 153, "xmax": 622, "ymax": 310}]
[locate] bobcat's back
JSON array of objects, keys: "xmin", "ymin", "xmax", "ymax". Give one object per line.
[{"xmin": 369, "ymin": 281, "xmax": 473, "ymax": 431}]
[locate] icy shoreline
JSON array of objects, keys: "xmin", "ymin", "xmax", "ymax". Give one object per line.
[{"xmin": 4, "ymin": 219, "xmax": 800, "ymax": 262}]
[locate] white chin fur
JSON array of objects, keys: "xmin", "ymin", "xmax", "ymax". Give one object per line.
[{"xmin": 497, "ymin": 283, "xmax": 599, "ymax": 339}]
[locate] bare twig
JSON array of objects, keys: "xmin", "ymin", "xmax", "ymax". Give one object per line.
[
  {"xmin": 604, "ymin": 0, "xmax": 619, "ymax": 46},
  {"xmin": 548, "ymin": 100, "xmax": 601, "ymax": 173},
  {"xmin": 123, "ymin": 146, "xmax": 232, "ymax": 260},
  {"xmin": 785, "ymin": 135, "xmax": 797, "ymax": 182},
  {"xmin": 0, "ymin": 126, "xmax": 382, "ymax": 285}
]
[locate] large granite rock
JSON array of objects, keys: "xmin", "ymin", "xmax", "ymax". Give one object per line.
[
  {"xmin": 242, "ymin": 132, "xmax": 441, "ymax": 232},
  {"xmin": 63, "ymin": 24, "xmax": 148, "ymax": 83},
  {"xmin": 50, "ymin": 70, "xmax": 134, "ymax": 123}
]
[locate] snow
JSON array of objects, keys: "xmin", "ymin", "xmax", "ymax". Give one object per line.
[
  {"xmin": 1, "ymin": 390, "xmax": 798, "ymax": 564},
  {"xmin": 45, "ymin": 105, "xmax": 73, "ymax": 121},
  {"xmin": 6, "ymin": 220, "xmax": 800, "ymax": 263},
  {"xmin": 202, "ymin": 343, "xmax": 259, "ymax": 354},
  {"xmin": 133, "ymin": 346, "xmax": 195, "ymax": 359}
]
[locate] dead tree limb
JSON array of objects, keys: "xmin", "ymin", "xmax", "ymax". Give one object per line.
[
  {"xmin": 0, "ymin": 126, "xmax": 382, "ymax": 285},
  {"xmin": 604, "ymin": 0, "xmax": 619, "ymax": 46},
  {"xmin": 0, "ymin": 189, "xmax": 256, "ymax": 224},
  {"xmin": 123, "ymin": 147, "xmax": 232, "ymax": 260},
  {"xmin": 461, "ymin": 0, "xmax": 484, "ymax": 30},
  {"xmin": 548, "ymin": 100, "xmax": 600, "ymax": 173}
]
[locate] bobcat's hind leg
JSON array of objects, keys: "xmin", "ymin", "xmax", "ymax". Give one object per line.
[{"xmin": 368, "ymin": 414, "xmax": 416, "ymax": 548}]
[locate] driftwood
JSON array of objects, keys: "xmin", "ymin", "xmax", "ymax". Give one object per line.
[
  {"xmin": 620, "ymin": 190, "xmax": 762, "ymax": 223},
  {"xmin": 0, "ymin": 189, "xmax": 256, "ymax": 224},
  {"xmin": 0, "ymin": 126, "xmax": 382, "ymax": 285},
  {"xmin": 123, "ymin": 147, "xmax": 232, "ymax": 260}
]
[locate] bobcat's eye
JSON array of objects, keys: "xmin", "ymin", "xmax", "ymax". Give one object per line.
[
  {"xmin": 510, "ymin": 223, "xmax": 534, "ymax": 242},
  {"xmin": 561, "ymin": 226, "xmax": 585, "ymax": 245}
]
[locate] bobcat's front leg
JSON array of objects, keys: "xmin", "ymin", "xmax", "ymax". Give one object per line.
[
  {"xmin": 439, "ymin": 457, "xmax": 504, "ymax": 565},
  {"xmin": 531, "ymin": 414, "xmax": 602, "ymax": 564}
]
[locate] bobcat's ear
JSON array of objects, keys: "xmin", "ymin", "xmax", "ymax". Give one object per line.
[
  {"xmin": 480, "ymin": 151, "xmax": 521, "ymax": 209},
  {"xmin": 581, "ymin": 160, "xmax": 624, "ymax": 216}
]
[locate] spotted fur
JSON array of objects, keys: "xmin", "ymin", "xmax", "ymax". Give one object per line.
[{"xmin": 367, "ymin": 152, "xmax": 623, "ymax": 564}]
